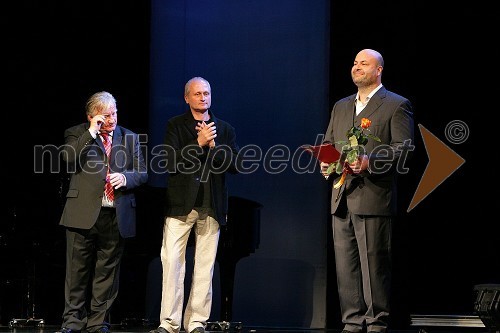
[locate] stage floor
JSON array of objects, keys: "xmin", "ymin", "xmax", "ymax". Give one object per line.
[
  {"xmin": 0, "ymin": 314, "xmax": 491, "ymax": 333},
  {"xmin": 0, "ymin": 324, "xmax": 491, "ymax": 333},
  {"xmin": 0, "ymin": 328, "xmax": 424, "ymax": 333}
]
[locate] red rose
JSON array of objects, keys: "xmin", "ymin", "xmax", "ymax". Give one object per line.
[{"xmin": 361, "ymin": 117, "xmax": 371, "ymax": 129}]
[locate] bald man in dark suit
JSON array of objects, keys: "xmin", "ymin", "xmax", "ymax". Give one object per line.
[{"xmin": 321, "ymin": 49, "xmax": 414, "ymax": 333}]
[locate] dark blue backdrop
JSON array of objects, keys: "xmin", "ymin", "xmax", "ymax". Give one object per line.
[
  {"xmin": 147, "ymin": 0, "xmax": 330, "ymax": 328},
  {"xmin": 3, "ymin": 0, "xmax": 498, "ymax": 330}
]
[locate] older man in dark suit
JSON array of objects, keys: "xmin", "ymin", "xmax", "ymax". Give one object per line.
[{"xmin": 57, "ymin": 91, "xmax": 148, "ymax": 333}]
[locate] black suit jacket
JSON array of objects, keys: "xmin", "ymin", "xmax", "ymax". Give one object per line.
[
  {"xmin": 163, "ymin": 110, "xmax": 238, "ymax": 225},
  {"xmin": 59, "ymin": 123, "xmax": 148, "ymax": 238}
]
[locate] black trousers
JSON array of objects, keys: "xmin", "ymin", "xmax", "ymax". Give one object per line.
[
  {"xmin": 62, "ymin": 208, "xmax": 124, "ymax": 332},
  {"xmin": 333, "ymin": 212, "xmax": 392, "ymax": 333}
]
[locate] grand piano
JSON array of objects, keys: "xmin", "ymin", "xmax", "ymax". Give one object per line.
[{"xmin": 212, "ymin": 196, "xmax": 262, "ymax": 329}]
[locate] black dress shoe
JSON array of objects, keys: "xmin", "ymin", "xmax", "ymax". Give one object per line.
[
  {"xmin": 149, "ymin": 327, "xmax": 169, "ymax": 333},
  {"xmin": 189, "ymin": 327, "xmax": 205, "ymax": 333},
  {"xmin": 56, "ymin": 328, "xmax": 81, "ymax": 333},
  {"xmin": 95, "ymin": 327, "xmax": 110, "ymax": 333}
]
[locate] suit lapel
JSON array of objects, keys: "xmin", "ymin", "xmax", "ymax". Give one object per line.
[
  {"xmin": 342, "ymin": 95, "xmax": 356, "ymax": 133},
  {"xmin": 354, "ymin": 87, "xmax": 386, "ymax": 125},
  {"xmin": 183, "ymin": 113, "xmax": 199, "ymax": 139},
  {"xmin": 85, "ymin": 122, "xmax": 107, "ymax": 153},
  {"xmin": 110, "ymin": 127, "xmax": 123, "ymax": 170},
  {"xmin": 183, "ymin": 110, "xmax": 219, "ymax": 139}
]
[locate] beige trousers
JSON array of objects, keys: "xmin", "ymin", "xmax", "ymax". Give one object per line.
[{"xmin": 158, "ymin": 208, "xmax": 220, "ymax": 333}]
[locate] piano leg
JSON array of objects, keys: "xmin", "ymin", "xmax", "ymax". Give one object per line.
[
  {"xmin": 218, "ymin": 252, "xmax": 237, "ymax": 322},
  {"xmin": 211, "ymin": 196, "xmax": 262, "ymax": 331},
  {"xmin": 210, "ymin": 253, "xmax": 242, "ymax": 331}
]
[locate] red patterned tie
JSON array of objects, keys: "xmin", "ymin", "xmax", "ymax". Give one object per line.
[{"xmin": 101, "ymin": 133, "xmax": 115, "ymax": 202}]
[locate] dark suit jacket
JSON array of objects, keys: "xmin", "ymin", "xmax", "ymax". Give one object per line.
[
  {"xmin": 163, "ymin": 110, "xmax": 238, "ymax": 225},
  {"xmin": 59, "ymin": 123, "xmax": 148, "ymax": 238},
  {"xmin": 324, "ymin": 86, "xmax": 414, "ymax": 216}
]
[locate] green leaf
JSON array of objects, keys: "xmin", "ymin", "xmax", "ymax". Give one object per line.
[
  {"xmin": 326, "ymin": 163, "xmax": 337, "ymax": 175},
  {"xmin": 358, "ymin": 136, "xmax": 368, "ymax": 145},
  {"xmin": 368, "ymin": 133, "xmax": 381, "ymax": 142},
  {"xmin": 341, "ymin": 144, "xmax": 352, "ymax": 152},
  {"xmin": 335, "ymin": 161, "xmax": 344, "ymax": 174},
  {"xmin": 348, "ymin": 135, "xmax": 358, "ymax": 147},
  {"xmin": 346, "ymin": 148, "xmax": 359, "ymax": 164}
]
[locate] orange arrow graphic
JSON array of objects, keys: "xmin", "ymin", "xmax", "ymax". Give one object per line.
[{"xmin": 407, "ymin": 124, "xmax": 465, "ymax": 212}]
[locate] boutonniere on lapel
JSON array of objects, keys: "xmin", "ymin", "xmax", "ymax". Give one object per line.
[{"xmin": 326, "ymin": 117, "xmax": 381, "ymax": 189}]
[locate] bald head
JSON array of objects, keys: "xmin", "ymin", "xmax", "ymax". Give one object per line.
[
  {"xmin": 357, "ymin": 49, "xmax": 384, "ymax": 67},
  {"xmin": 351, "ymin": 49, "xmax": 384, "ymax": 89}
]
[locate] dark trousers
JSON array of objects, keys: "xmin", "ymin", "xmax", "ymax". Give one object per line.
[
  {"xmin": 62, "ymin": 208, "xmax": 124, "ymax": 332},
  {"xmin": 333, "ymin": 212, "xmax": 392, "ymax": 333}
]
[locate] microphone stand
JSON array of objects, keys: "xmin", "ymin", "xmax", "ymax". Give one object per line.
[{"xmin": 8, "ymin": 207, "xmax": 44, "ymax": 329}]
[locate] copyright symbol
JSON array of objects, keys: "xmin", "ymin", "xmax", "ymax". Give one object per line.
[{"xmin": 444, "ymin": 120, "xmax": 469, "ymax": 144}]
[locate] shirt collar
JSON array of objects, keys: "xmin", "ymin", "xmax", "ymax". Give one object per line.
[
  {"xmin": 100, "ymin": 131, "xmax": 113, "ymax": 138},
  {"xmin": 99, "ymin": 131, "xmax": 114, "ymax": 142},
  {"xmin": 355, "ymin": 84, "xmax": 383, "ymax": 104}
]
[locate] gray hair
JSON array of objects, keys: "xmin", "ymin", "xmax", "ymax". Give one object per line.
[
  {"xmin": 184, "ymin": 77, "xmax": 211, "ymax": 95},
  {"xmin": 85, "ymin": 91, "xmax": 117, "ymax": 116}
]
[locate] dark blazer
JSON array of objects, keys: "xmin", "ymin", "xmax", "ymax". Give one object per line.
[
  {"xmin": 163, "ymin": 110, "xmax": 238, "ymax": 225},
  {"xmin": 59, "ymin": 123, "xmax": 148, "ymax": 238},
  {"xmin": 324, "ymin": 86, "xmax": 414, "ymax": 216}
]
